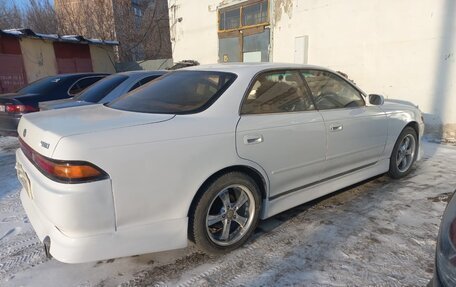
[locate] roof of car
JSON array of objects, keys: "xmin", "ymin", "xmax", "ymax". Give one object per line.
[
  {"xmin": 182, "ymin": 63, "xmax": 334, "ymax": 74},
  {"xmin": 116, "ymin": 70, "xmax": 168, "ymax": 76},
  {"xmin": 50, "ymin": 73, "xmax": 110, "ymax": 79}
]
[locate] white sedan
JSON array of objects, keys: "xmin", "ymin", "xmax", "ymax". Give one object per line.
[{"xmin": 16, "ymin": 63, "xmax": 424, "ymax": 263}]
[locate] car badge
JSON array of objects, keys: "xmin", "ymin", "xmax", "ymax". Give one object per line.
[
  {"xmin": 23, "ymin": 129, "xmax": 27, "ymax": 137},
  {"xmin": 40, "ymin": 141, "xmax": 50, "ymax": 149}
]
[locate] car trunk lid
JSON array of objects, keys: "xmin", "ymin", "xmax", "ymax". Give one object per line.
[{"xmin": 18, "ymin": 104, "xmax": 175, "ymax": 157}]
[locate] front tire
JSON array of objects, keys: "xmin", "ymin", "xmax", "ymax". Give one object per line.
[
  {"xmin": 189, "ymin": 172, "xmax": 261, "ymax": 254},
  {"xmin": 388, "ymin": 126, "xmax": 418, "ymax": 179}
]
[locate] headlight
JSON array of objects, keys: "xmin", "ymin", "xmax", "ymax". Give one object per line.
[{"xmin": 436, "ymin": 191, "xmax": 456, "ymax": 286}]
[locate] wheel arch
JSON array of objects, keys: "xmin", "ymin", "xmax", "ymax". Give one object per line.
[
  {"xmin": 405, "ymin": 121, "xmax": 419, "ymax": 136},
  {"xmin": 187, "ymin": 165, "xmax": 268, "ymax": 218}
]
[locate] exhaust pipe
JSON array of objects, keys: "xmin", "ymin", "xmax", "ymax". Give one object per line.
[{"xmin": 43, "ymin": 236, "xmax": 52, "ymax": 259}]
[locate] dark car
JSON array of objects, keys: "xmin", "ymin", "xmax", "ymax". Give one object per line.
[
  {"xmin": 0, "ymin": 73, "xmax": 107, "ymax": 136},
  {"xmin": 429, "ymin": 190, "xmax": 456, "ymax": 287},
  {"xmin": 39, "ymin": 70, "xmax": 167, "ymax": 111}
]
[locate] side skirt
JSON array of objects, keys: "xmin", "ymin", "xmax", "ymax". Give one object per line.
[{"xmin": 260, "ymin": 159, "xmax": 389, "ymax": 219}]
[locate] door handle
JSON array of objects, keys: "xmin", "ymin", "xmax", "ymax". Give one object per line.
[
  {"xmin": 329, "ymin": 123, "xmax": 343, "ymax": 132},
  {"xmin": 244, "ymin": 134, "xmax": 263, "ymax": 145}
]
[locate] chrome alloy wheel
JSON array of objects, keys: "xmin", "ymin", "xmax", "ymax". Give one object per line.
[
  {"xmin": 396, "ymin": 134, "xmax": 416, "ymax": 173},
  {"xmin": 206, "ymin": 184, "xmax": 256, "ymax": 246}
]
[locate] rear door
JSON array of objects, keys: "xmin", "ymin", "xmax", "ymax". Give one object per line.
[
  {"xmin": 236, "ymin": 70, "xmax": 326, "ymax": 199},
  {"xmin": 301, "ymin": 70, "xmax": 388, "ymax": 178}
]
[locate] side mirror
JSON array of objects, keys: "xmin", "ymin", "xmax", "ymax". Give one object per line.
[{"xmin": 369, "ymin": 94, "xmax": 384, "ymax": 105}]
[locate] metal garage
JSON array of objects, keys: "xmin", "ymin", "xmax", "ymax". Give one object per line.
[
  {"xmin": 0, "ymin": 34, "xmax": 27, "ymax": 93},
  {"xmin": 53, "ymin": 42, "xmax": 93, "ymax": 74}
]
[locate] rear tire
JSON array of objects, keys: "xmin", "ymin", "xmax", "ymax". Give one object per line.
[
  {"xmin": 388, "ymin": 126, "xmax": 418, "ymax": 179},
  {"xmin": 189, "ymin": 172, "xmax": 261, "ymax": 254}
]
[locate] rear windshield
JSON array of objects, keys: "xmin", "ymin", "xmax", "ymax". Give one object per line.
[
  {"xmin": 17, "ymin": 76, "xmax": 67, "ymax": 95},
  {"xmin": 75, "ymin": 74, "xmax": 129, "ymax": 103},
  {"xmin": 108, "ymin": 71, "xmax": 236, "ymax": 114}
]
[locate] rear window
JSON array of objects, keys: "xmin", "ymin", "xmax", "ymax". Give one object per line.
[
  {"xmin": 108, "ymin": 71, "xmax": 236, "ymax": 114},
  {"xmin": 75, "ymin": 74, "xmax": 128, "ymax": 103},
  {"xmin": 69, "ymin": 76, "xmax": 105, "ymax": 95},
  {"xmin": 17, "ymin": 76, "xmax": 67, "ymax": 95}
]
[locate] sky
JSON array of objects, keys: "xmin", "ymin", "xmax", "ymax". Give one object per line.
[{"xmin": 9, "ymin": 0, "xmax": 51, "ymax": 9}]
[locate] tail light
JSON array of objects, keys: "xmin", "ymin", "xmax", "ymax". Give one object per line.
[
  {"xmin": 6, "ymin": 104, "xmax": 38, "ymax": 114},
  {"xmin": 19, "ymin": 138, "xmax": 108, "ymax": 183},
  {"xmin": 436, "ymin": 191, "xmax": 456, "ymax": 286}
]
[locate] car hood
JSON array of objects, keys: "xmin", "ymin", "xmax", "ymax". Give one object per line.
[
  {"xmin": 383, "ymin": 99, "xmax": 418, "ymax": 108},
  {"xmin": 18, "ymin": 104, "xmax": 175, "ymax": 157}
]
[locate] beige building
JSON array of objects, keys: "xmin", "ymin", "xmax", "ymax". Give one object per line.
[{"xmin": 0, "ymin": 28, "xmax": 117, "ymax": 93}]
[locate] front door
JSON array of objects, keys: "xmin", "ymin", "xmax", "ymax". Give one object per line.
[
  {"xmin": 302, "ymin": 70, "xmax": 388, "ymax": 178},
  {"xmin": 236, "ymin": 70, "xmax": 326, "ymax": 199}
]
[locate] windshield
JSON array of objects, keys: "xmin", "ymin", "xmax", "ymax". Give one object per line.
[
  {"xmin": 17, "ymin": 76, "xmax": 66, "ymax": 94},
  {"xmin": 108, "ymin": 71, "xmax": 236, "ymax": 114},
  {"xmin": 75, "ymin": 74, "xmax": 129, "ymax": 103}
]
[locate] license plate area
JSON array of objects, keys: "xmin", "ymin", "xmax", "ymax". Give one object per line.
[
  {"xmin": 0, "ymin": 105, "xmax": 5, "ymax": 112},
  {"xmin": 16, "ymin": 162, "xmax": 33, "ymax": 199}
]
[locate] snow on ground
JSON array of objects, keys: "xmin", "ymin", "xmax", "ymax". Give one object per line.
[{"xmin": 0, "ymin": 136, "xmax": 455, "ymax": 286}]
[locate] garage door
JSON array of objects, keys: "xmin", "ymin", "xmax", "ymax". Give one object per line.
[
  {"xmin": 53, "ymin": 42, "xmax": 93, "ymax": 74},
  {"xmin": 0, "ymin": 36, "xmax": 27, "ymax": 93}
]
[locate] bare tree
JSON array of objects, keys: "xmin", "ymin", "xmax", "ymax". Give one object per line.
[
  {"xmin": 0, "ymin": 0, "xmax": 172, "ymax": 62},
  {"xmin": 55, "ymin": 0, "xmax": 171, "ymax": 62},
  {"xmin": 0, "ymin": 0, "xmax": 23, "ymax": 29},
  {"xmin": 24, "ymin": 0, "xmax": 58, "ymax": 34},
  {"xmin": 56, "ymin": 0, "xmax": 116, "ymax": 40},
  {"xmin": 115, "ymin": 0, "xmax": 172, "ymax": 61}
]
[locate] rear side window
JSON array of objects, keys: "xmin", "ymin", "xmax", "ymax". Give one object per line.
[
  {"xmin": 108, "ymin": 71, "xmax": 236, "ymax": 114},
  {"xmin": 69, "ymin": 76, "xmax": 104, "ymax": 95},
  {"xmin": 241, "ymin": 70, "xmax": 315, "ymax": 114},
  {"xmin": 75, "ymin": 75, "xmax": 128, "ymax": 103},
  {"xmin": 302, "ymin": 70, "xmax": 364, "ymax": 110}
]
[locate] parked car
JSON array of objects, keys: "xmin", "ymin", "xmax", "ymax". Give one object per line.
[
  {"xmin": 429, "ymin": 191, "xmax": 456, "ymax": 287},
  {"xmin": 167, "ymin": 60, "xmax": 200, "ymax": 70},
  {"xmin": 39, "ymin": 71, "xmax": 167, "ymax": 111},
  {"xmin": 0, "ymin": 73, "xmax": 107, "ymax": 136},
  {"xmin": 16, "ymin": 63, "xmax": 424, "ymax": 263}
]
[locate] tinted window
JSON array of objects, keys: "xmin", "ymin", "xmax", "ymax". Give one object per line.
[
  {"xmin": 69, "ymin": 76, "xmax": 104, "ymax": 95},
  {"xmin": 17, "ymin": 76, "xmax": 67, "ymax": 95},
  {"xmin": 219, "ymin": 8, "xmax": 240, "ymax": 30},
  {"xmin": 302, "ymin": 70, "xmax": 364, "ymax": 110},
  {"xmin": 242, "ymin": 1, "xmax": 268, "ymax": 26},
  {"xmin": 128, "ymin": 75, "xmax": 161, "ymax": 92},
  {"xmin": 241, "ymin": 70, "xmax": 314, "ymax": 114},
  {"xmin": 75, "ymin": 74, "xmax": 128, "ymax": 103},
  {"xmin": 109, "ymin": 71, "xmax": 236, "ymax": 114}
]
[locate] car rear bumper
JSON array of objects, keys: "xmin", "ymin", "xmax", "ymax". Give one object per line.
[
  {"xmin": 0, "ymin": 113, "xmax": 20, "ymax": 136},
  {"xmin": 17, "ymin": 149, "xmax": 188, "ymax": 263}
]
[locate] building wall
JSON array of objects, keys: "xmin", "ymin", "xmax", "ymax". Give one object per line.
[
  {"xmin": 170, "ymin": 0, "xmax": 456, "ymax": 137},
  {"xmin": 169, "ymin": 0, "xmax": 219, "ymax": 63},
  {"xmin": 18, "ymin": 38, "xmax": 116, "ymax": 84},
  {"xmin": 19, "ymin": 38, "xmax": 57, "ymax": 83},
  {"xmin": 89, "ymin": 45, "xmax": 117, "ymax": 73},
  {"xmin": 115, "ymin": 58, "xmax": 173, "ymax": 71},
  {"xmin": 0, "ymin": 36, "xmax": 28, "ymax": 92}
]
